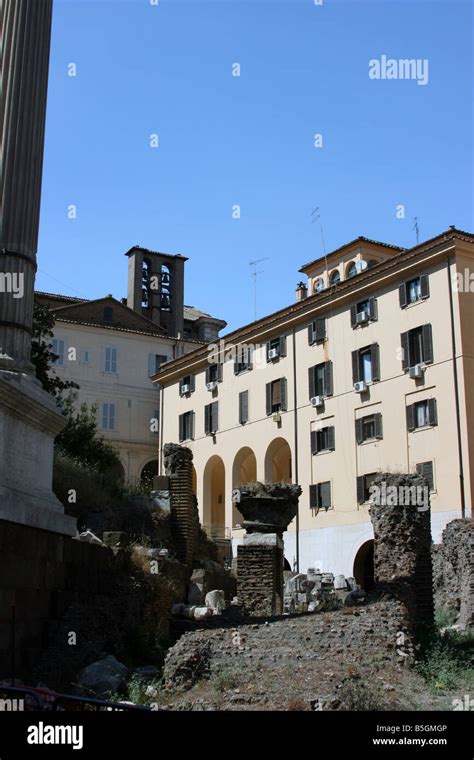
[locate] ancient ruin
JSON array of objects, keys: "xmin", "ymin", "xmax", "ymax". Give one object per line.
[
  {"xmin": 161, "ymin": 443, "xmax": 200, "ymax": 566},
  {"xmin": 369, "ymin": 472, "xmax": 434, "ymax": 640},
  {"xmin": 234, "ymin": 482, "xmax": 301, "ymax": 616}
]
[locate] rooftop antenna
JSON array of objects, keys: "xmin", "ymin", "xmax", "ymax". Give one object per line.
[
  {"xmin": 311, "ymin": 206, "xmax": 327, "ymax": 256},
  {"xmin": 412, "ymin": 216, "xmax": 420, "ymax": 245},
  {"xmin": 249, "ymin": 257, "xmax": 269, "ymax": 321}
]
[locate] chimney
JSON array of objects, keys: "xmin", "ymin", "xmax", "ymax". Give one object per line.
[{"xmin": 295, "ymin": 281, "xmax": 307, "ymax": 302}]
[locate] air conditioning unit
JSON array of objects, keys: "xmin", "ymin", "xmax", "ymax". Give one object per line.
[
  {"xmin": 356, "ymin": 310, "xmax": 369, "ymax": 324},
  {"xmin": 310, "ymin": 396, "xmax": 324, "ymax": 408},
  {"xmin": 268, "ymin": 348, "xmax": 279, "ymax": 360},
  {"xmin": 272, "ymin": 412, "xmax": 281, "ymax": 423},
  {"xmin": 354, "ymin": 381, "xmax": 367, "ymax": 393},
  {"xmin": 409, "ymin": 363, "xmax": 424, "ymax": 379},
  {"xmin": 206, "ymin": 381, "xmax": 217, "ymax": 391},
  {"xmin": 181, "ymin": 384, "xmax": 190, "ymax": 395}
]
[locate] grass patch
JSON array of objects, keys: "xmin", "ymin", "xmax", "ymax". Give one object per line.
[{"xmin": 416, "ymin": 629, "xmax": 474, "ymax": 692}]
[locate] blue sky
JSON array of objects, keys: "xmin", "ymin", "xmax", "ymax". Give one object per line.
[{"xmin": 37, "ymin": 0, "xmax": 473, "ymax": 332}]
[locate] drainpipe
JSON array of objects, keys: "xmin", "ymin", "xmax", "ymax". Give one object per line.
[
  {"xmin": 446, "ymin": 257, "xmax": 466, "ymax": 518},
  {"xmin": 292, "ymin": 325, "xmax": 300, "ymax": 571},
  {"xmin": 158, "ymin": 383, "xmax": 165, "ymax": 476}
]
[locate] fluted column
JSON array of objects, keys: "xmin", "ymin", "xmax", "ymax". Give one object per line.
[{"xmin": 0, "ymin": 0, "xmax": 53, "ymax": 372}]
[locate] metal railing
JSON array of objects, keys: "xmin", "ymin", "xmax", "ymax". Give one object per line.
[
  {"xmin": 202, "ymin": 524, "xmax": 232, "ymax": 541},
  {"xmin": 0, "ymin": 684, "xmax": 154, "ymax": 712}
]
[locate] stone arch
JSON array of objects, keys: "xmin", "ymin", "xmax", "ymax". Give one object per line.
[
  {"xmin": 264, "ymin": 437, "xmax": 292, "ymax": 484},
  {"xmin": 232, "ymin": 447, "xmax": 257, "ymax": 528},
  {"xmin": 140, "ymin": 459, "xmax": 158, "ymax": 486},
  {"xmin": 353, "ymin": 539, "xmax": 375, "ymax": 591},
  {"xmin": 202, "ymin": 455, "xmax": 225, "ymax": 537},
  {"xmin": 346, "ymin": 260, "xmax": 358, "ymax": 278},
  {"xmin": 329, "ymin": 269, "xmax": 341, "ymax": 286}
]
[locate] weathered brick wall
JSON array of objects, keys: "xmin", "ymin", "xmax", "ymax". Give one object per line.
[
  {"xmin": 432, "ymin": 519, "xmax": 474, "ymax": 627},
  {"xmin": 369, "ymin": 472, "xmax": 434, "ymax": 641},
  {"xmin": 237, "ymin": 543, "xmax": 283, "ymax": 617},
  {"xmin": 164, "ymin": 444, "xmax": 200, "ymax": 566}
]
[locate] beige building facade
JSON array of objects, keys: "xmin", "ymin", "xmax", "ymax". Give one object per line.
[{"xmin": 155, "ymin": 228, "xmax": 474, "ymax": 583}]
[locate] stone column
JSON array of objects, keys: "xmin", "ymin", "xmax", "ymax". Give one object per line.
[
  {"xmin": 0, "ymin": 0, "xmax": 76, "ymax": 535},
  {"xmin": 1, "ymin": 0, "xmax": 53, "ymax": 372},
  {"xmin": 163, "ymin": 443, "xmax": 199, "ymax": 566},
  {"xmin": 235, "ymin": 483, "xmax": 301, "ymax": 617},
  {"xmin": 369, "ymin": 472, "xmax": 434, "ymax": 641}
]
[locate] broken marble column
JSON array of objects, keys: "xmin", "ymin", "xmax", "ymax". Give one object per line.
[
  {"xmin": 235, "ymin": 482, "xmax": 301, "ymax": 616},
  {"xmin": 369, "ymin": 472, "xmax": 434, "ymax": 640},
  {"xmin": 163, "ymin": 443, "xmax": 199, "ymax": 566},
  {"xmin": 0, "ymin": 0, "xmax": 76, "ymax": 535}
]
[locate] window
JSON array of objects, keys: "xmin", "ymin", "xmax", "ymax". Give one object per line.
[
  {"xmin": 350, "ymin": 297, "xmax": 377, "ymax": 327},
  {"xmin": 179, "ymin": 374, "xmax": 195, "ymax": 395},
  {"xmin": 103, "ymin": 307, "xmax": 113, "ymax": 322},
  {"xmin": 355, "ymin": 413, "xmax": 383, "ymax": 443},
  {"xmin": 266, "ymin": 378, "xmax": 288, "ymax": 415},
  {"xmin": 314, "ymin": 278, "xmax": 325, "ymax": 294},
  {"xmin": 266, "ymin": 335, "xmax": 287, "ymax": 362},
  {"xmin": 179, "ymin": 410, "xmax": 195, "ymax": 442},
  {"xmin": 356, "ymin": 473, "xmax": 377, "ymax": 504},
  {"xmin": 82, "ymin": 350, "xmax": 91, "ymax": 365},
  {"xmin": 347, "ymin": 261, "xmax": 358, "ymax": 278},
  {"xmin": 51, "ymin": 338, "xmax": 65, "ymax": 367},
  {"xmin": 309, "ymin": 482, "xmax": 331, "ymax": 510},
  {"xmin": 308, "ymin": 317, "xmax": 326, "ymax": 345},
  {"xmin": 204, "ymin": 401, "xmax": 219, "ymax": 434},
  {"xmin": 401, "ymin": 325, "xmax": 433, "ymax": 370},
  {"xmin": 329, "ymin": 270, "xmax": 340, "ymax": 286},
  {"xmin": 352, "ymin": 344, "xmax": 380, "ymax": 385},
  {"xmin": 399, "ymin": 274, "xmax": 429, "ymax": 308},
  {"xmin": 148, "ymin": 353, "xmax": 168, "ymax": 377},
  {"xmin": 234, "ymin": 345, "xmax": 253, "ymax": 374},
  {"xmin": 308, "ymin": 361, "xmax": 333, "ymax": 399},
  {"xmin": 205, "ymin": 363, "xmax": 222, "ymax": 385},
  {"xmin": 104, "ymin": 347, "xmax": 118, "ymax": 373},
  {"xmin": 239, "ymin": 390, "xmax": 249, "ymax": 424},
  {"xmin": 310, "ymin": 425, "xmax": 335, "ymax": 454},
  {"xmin": 407, "ymin": 399, "xmax": 438, "ymax": 431},
  {"xmin": 101, "ymin": 402, "xmax": 116, "ymax": 431},
  {"xmin": 416, "ymin": 461, "xmax": 434, "ymax": 491}
]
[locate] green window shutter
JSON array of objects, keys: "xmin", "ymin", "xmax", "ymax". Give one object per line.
[
  {"xmin": 204, "ymin": 404, "xmax": 211, "ymax": 434},
  {"xmin": 308, "ymin": 366, "xmax": 316, "ymax": 400},
  {"xmin": 212, "ymin": 401, "xmax": 219, "ymax": 432},
  {"xmin": 406, "ymin": 403, "xmax": 415, "ymax": 432},
  {"xmin": 217, "ymin": 363, "xmax": 223, "ymax": 382},
  {"xmin": 352, "ymin": 350, "xmax": 360, "ymax": 384},
  {"xmin": 324, "ymin": 361, "xmax": 333, "ymax": 396},
  {"xmin": 422, "ymin": 324, "xmax": 433, "ymax": 364},
  {"xmin": 327, "ymin": 426, "xmax": 335, "ymax": 451},
  {"xmin": 399, "ymin": 283, "xmax": 407, "ymax": 308},
  {"xmin": 189, "ymin": 374, "xmax": 195, "ymax": 393},
  {"xmin": 190, "ymin": 411, "xmax": 195, "ymax": 440},
  {"xmin": 428, "ymin": 398, "xmax": 438, "ymax": 426},
  {"xmin": 375, "ymin": 413, "xmax": 383, "ymax": 439},
  {"xmin": 205, "ymin": 366, "xmax": 210, "ymax": 384},
  {"xmin": 350, "ymin": 304, "xmax": 357, "ymax": 328},
  {"xmin": 420, "ymin": 274, "xmax": 430, "ymax": 299},
  {"xmin": 320, "ymin": 481, "xmax": 331, "ymax": 509},
  {"xmin": 234, "ymin": 353, "xmax": 240, "ymax": 375},
  {"xmin": 368, "ymin": 297, "xmax": 377, "ymax": 321},
  {"xmin": 309, "ymin": 485, "xmax": 318, "ymax": 509},
  {"xmin": 178, "ymin": 414, "xmax": 184, "ymax": 442},
  {"xmin": 310, "ymin": 430, "xmax": 318, "ymax": 454},
  {"xmin": 355, "ymin": 418, "xmax": 363, "ymax": 444},
  {"xmin": 400, "ymin": 332, "xmax": 409, "ymax": 370},
  {"xmin": 239, "ymin": 391, "xmax": 249, "ymax": 424},
  {"xmin": 315, "ymin": 317, "xmax": 326, "ymax": 341},
  {"xmin": 266, "ymin": 342, "xmax": 271, "ymax": 362},
  {"xmin": 308, "ymin": 322, "xmax": 316, "ymax": 345},
  {"xmin": 356, "ymin": 476, "xmax": 365, "ymax": 504},
  {"xmin": 280, "ymin": 378, "xmax": 288, "ymax": 411},
  {"xmin": 371, "ymin": 343, "xmax": 380, "ymax": 382},
  {"xmin": 279, "ymin": 335, "xmax": 287, "ymax": 357},
  {"xmin": 265, "ymin": 382, "xmax": 272, "ymax": 416}
]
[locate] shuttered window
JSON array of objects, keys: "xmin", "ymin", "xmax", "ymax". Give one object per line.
[
  {"xmin": 399, "ymin": 274, "xmax": 430, "ymax": 308},
  {"xmin": 309, "ymin": 481, "xmax": 331, "ymax": 510},
  {"xmin": 266, "ymin": 378, "xmax": 288, "ymax": 415},
  {"xmin": 356, "ymin": 473, "xmax": 377, "ymax": 504},
  {"xmin": 308, "ymin": 361, "xmax": 333, "ymax": 399},
  {"xmin": 308, "ymin": 318, "xmax": 326, "ymax": 345},
  {"xmin": 401, "ymin": 324, "xmax": 433, "ymax": 370},
  {"xmin": 234, "ymin": 345, "xmax": 253, "ymax": 374},
  {"xmin": 355, "ymin": 413, "xmax": 383, "ymax": 443},
  {"xmin": 179, "ymin": 411, "xmax": 194, "ymax": 442},
  {"xmin": 239, "ymin": 391, "xmax": 249, "ymax": 424},
  {"xmin": 352, "ymin": 344, "xmax": 380, "ymax": 384},
  {"xmin": 266, "ymin": 335, "xmax": 287, "ymax": 362},
  {"xmin": 204, "ymin": 402, "xmax": 219, "ymax": 434},
  {"xmin": 350, "ymin": 297, "xmax": 378, "ymax": 328},
  {"xmin": 406, "ymin": 399, "xmax": 438, "ymax": 431},
  {"xmin": 179, "ymin": 374, "xmax": 195, "ymax": 395},
  {"xmin": 310, "ymin": 425, "xmax": 335, "ymax": 454},
  {"xmin": 416, "ymin": 461, "xmax": 434, "ymax": 491}
]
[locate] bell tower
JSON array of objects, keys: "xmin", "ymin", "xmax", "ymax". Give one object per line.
[{"xmin": 126, "ymin": 246, "xmax": 188, "ymax": 338}]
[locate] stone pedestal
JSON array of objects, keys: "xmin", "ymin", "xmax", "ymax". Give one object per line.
[
  {"xmin": 234, "ymin": 482, "xmax": 301, "ymax": 617},
  {"xmin": 369, "ymin": 472, "xmax": 434, "ymax": 640}
]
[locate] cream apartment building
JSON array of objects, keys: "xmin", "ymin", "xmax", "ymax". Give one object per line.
[
  {"xmin": 154, "ymin": 227, "xmax": 474, "ymax": 584},
  {"xmin": 38, "ymin": 246, "xmax": 225, "ymax": 482}
]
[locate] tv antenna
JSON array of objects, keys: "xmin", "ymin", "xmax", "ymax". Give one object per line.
[
  {"xmin": 249, "ymin": 257, "xmax": 269, "ymax": 321},
  {"xmin": 412, "ymin": 216, "xmax": 420, "ymax": 245},
  {"xmin": 311, "ymin": 206, "xmax": 327, "ymax": 256}
]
